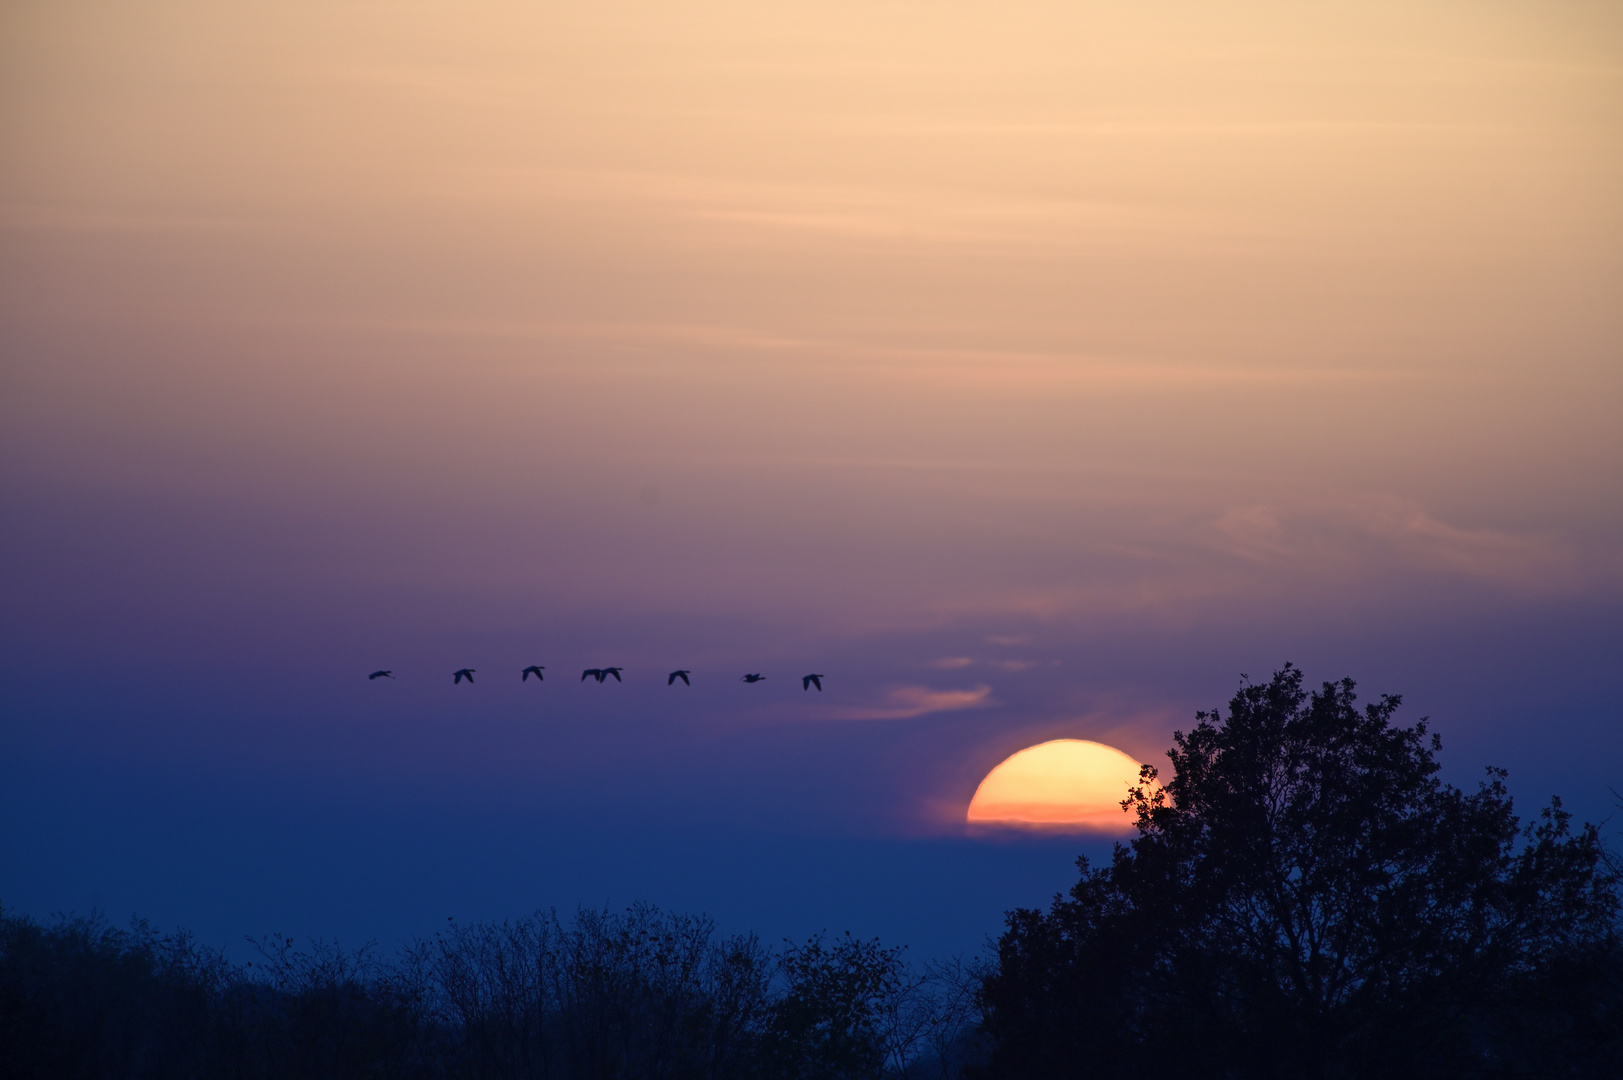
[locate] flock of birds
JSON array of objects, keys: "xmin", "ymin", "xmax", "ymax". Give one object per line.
[{"xmin": 367, "ymin": 667, "xmax": 826, "ymax": 690}]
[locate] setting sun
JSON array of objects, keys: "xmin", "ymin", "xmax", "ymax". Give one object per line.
[{"xmin": 967, "ymin": 740, "xmax": 1146, "ymax": 831}]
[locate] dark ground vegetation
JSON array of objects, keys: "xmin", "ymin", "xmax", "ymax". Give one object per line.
[
  {"xmin": 0, "ymin": 903, "xmax": 983, "ymax": 1079},
  {"xmin": 5, "ymin": 666, "xmax": 1620, "ymax": 1078}
]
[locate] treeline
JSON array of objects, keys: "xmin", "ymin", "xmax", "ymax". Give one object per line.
[
  {"xmin": 0, "ymin": 903, "xmax": 984, "ymax": 1079},
  {"xmin": 7, "ymin": 666, "xmax": 1623, "ymax": 1077}
]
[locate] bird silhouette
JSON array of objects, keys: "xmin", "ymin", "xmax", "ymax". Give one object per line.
[
  {"xmin": 601, "ymin": 667, "xmax": 623, "ymax": 682},
  {"xmin": 522, "ymin": 665, "xmax": 545, "ymax": 682},
  {"xmin": 802, "ymin": 674, "xmax": 824, "ymax": 691},
  {"xmin": 668, "ymin": 669, "xmax": 692, "ymax": 686},
  {"xmin": 368, "ymin": 670, "xmax": 393, "ymax": 680},
  {"xmin": 453, "ymin": 668, "xmax": 476, "ymax": 684},
  {"xmin": 582, "ymin": 668, "xmax": 604, "ymax": 682},
  {"xmin": 740, "ymin": 673, "xmax": 765, "ymax": 683}
]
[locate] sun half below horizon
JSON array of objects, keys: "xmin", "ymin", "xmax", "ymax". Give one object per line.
[{"xmin": 967, "ymin": 740, "xmax": 1147, "ymax": 831}]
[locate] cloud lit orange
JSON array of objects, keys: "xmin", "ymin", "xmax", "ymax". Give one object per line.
[{"xmin": 967, "ymin": 740, "xmax": 1146, "ymax": 831}]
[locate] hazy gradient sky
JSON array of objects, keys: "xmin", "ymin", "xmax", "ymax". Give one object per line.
[{"xmin": 3, "ymin": 0, "xmax": 1620, "ymax": 958}]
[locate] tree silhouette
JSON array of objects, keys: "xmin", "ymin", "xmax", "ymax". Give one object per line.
[
  {"xmin": 1, "ymin": 903, "xmax": 981, "ymax": 1078},
  {"xmin": 759, "ymin": 932, "xmax": 904, "ymax": 1080},
  {"xmin": 979, "ymin": 665, "xmax": 1622, "ymax": 1078}
]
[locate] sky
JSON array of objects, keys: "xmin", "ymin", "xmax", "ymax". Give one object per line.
[{"xmin": 2, "ymin": 0, "xmax": 1620, "ymax": 961}]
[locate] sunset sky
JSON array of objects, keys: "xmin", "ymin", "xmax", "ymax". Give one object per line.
[{"xmin": 3, "ymin": 0, "xmax": 1619, "ymax": 958}]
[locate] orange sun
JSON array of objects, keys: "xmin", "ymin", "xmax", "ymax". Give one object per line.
[{"xmin": 967, "ymin": 739, "xmax": 1146, "ymax": 831}]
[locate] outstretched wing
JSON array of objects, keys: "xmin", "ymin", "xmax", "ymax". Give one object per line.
[
  {"xmin": 582, "ymin": 669, "xmax": 599, "ymax": 681},
  {"xmin": 606, "ymin": 668, "xmax": 622, "ymax": 682}
]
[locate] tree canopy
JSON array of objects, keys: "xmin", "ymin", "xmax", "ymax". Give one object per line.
[{"xmin": 979, "ymin": 664, "xmax": 1621, "ymax": 1078}]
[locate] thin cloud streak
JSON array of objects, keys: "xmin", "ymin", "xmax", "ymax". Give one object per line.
[
  {"xmin": 1213, "ymin": 496, "xmax": 1584, "ymax": 591},
  {"xmin": 826, "ymin": 685, "xmax": 996, "ymax": 722},
  {"xmin": 243, "ymin": 313, "xmax": 1433, "ymax": 389}
]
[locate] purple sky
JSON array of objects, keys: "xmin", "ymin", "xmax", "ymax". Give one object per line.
[{"xmin": 3, "ymin": 0, "xmax": 1620, "ymax": 959}]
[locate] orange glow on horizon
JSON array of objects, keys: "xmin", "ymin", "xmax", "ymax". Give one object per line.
[{"xmin": 967, "ymin": 739, "xmax": 1146, "ymax": 831}]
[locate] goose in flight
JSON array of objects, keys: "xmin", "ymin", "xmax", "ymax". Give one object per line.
[
  {"xmin": 668, "ymin": 670, "xmax": 691, "ymax": 686},
  {"xmin": 802, "ymin": 674, "xmax": 824, "ymax": 691},
  {"xmin": 739, "ymin": 673, "xmax": 765, "ymax": 683},
  {"xmin": 522, "ymin": 665, "xmax": 545, "ymax": 682},
  {"xmin": 453, "ymin": 668, "xmax": 476, "ymax": 684},
  {"xmin": 368, "ymin": 670, "xmax": 393, "ymax": 680},
  {"xmin": 600, "ymin": 666, "xmax": 623, "ymax": 682}
]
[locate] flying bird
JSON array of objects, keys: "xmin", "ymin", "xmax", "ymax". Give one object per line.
[
  {"xmin": 668, "ymin": 670, "xmax": 691, "ymax": 686},
  {"xmin": 582, "ymin": 668, "xmax": 604, "ymax": 682},
  {"xmin": 522, "ymin": 665, "xmax": 545, "ymax": 682},
  {"xmin": 601, "ymin": 667, "xmax": 623, "ymax": 682},
  {"xmin": 739, "ymin": 673, "xmax": 765, "ymax": 683},
  {"xmin": 368, "ymin": 670, "xmax": 393, "ymax": 680},
  {"xmin": 802, "ymin": 674, "xmax": 824, "ymax": 691},
  {"xmin": 453, "ymin": 668, "xmax": 475, "ymax": 684}
]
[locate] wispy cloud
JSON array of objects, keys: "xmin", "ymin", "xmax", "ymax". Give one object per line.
[
  {"xmin": 927, "ymin": 656, "xmax": 975, "ymax": 669},
  {"xmin": 1214, "ymin": 495, "xmax": 1579, "ymax": 590},
  {"xmin": 832, "ymin": 684, "xmax": 994, "ymax": 721},
  {"xmin": 1357, "ymin": 498, "xmax": 1577, "ymax": 587},
  {"xmin": 931, "ymin": 492, "xmax": 1594, "ymax": 630}
]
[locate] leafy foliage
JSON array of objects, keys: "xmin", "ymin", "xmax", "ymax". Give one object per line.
[
  {"xmin": 761, "ymin": 932, "xmax": 903, "ymax": 1079},
  {"xmin": 979, "ymin": 664, "xmax": 1623, "ymax": 1078}
]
